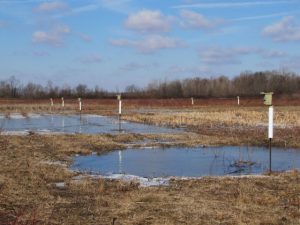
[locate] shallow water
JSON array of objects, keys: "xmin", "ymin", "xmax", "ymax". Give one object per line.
[
  {"xmin": 72, "ymin": 146, "xmax": 300, "ymax": 177},
  {"xmin": 0, "ymin": 114, "xmax": 178, "ymax": 134}
]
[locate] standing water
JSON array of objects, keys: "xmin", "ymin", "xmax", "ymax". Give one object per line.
[
  {"xmin": 72, "ymin": 146, "xmax": 300, "ymax": 177},
  {"xmin": 0, "ymin": 114, "xmax": 179, "ymax": 134}
]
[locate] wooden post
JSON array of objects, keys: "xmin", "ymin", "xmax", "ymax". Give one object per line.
[
  {"xmin": 78, "ymin": 98, "xmax": 82, "ymax": 119},
  {"xmin": 119, "ymin": 100, "xmax": 122, "ymax": 131},
  {"xmin": 117, "ymin": 95, "xmax": 122, "ymax": 132},
  {"xmin": 50, "ymin": 98, "xmax": 53, "ymax": 112},
  {"xmin": 61, "ymin": 97, "xmax": 64, "ymax": 114}
]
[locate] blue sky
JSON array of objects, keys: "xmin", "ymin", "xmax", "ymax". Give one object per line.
[{"xmin": 0, "ymin": 0, "xmax": 300, "ymax": 90}]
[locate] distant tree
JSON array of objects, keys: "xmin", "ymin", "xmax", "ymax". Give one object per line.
[
  {"xmin": 7, "ymin": 76, "xmax": 20, "ymax": 97},
  {"xmin": 76, "ymin": 84, "xmax": 87, "ymax": 97},
  {"xmin": 0, "ymin": 70, "xmax": 299, "ymax": 99},
  {"xmin": 125, "ymin": 84, "xmax": 140, "ymax": 93}
]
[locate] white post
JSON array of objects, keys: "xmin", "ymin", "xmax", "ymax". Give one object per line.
[
  {"xmin": 50, "ymin": 98, "xmax": 53, "ymax": 107},
  {"xmin": 117, "ymin": 95, "xmax": 122, "ymax": 131},
  {"xmin": 268, "ymin": 105, "xmax": 273, "ymax": 173},
  {"xmin": 237, "ymin": 96, "xmax": 240, "ymax": 106},
  {"xmin": 78, "ymin": 98, "xmax": 82, "ymax": 111},
  {"xmin": 191, "ymin": 97, "xmax": 194, "ymax": 105},
  {"xmin": 268, "ymin": 106, "xmax": 273, "ymax": 139},
  {"xmin": 119, "ymin": 100, "xmax": 122, "ymax": 115},
  {"xmin": 61, "ymin": 97, "xmax": 64, "ymax": 108}
]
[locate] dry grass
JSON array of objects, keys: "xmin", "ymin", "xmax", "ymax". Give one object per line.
[
  {"xmin": 124, "ymin": 106, "xmax": 300, "ymax": 128},
  {"xmin": 0, "ymin": 100, "xmax": 300, "ymax": 224},
  {"xmin": 123, "ymin": 106, "xmax": 300, "ymax": 148},
  {"xmin": 0, "ymin": 134, "xmax": 299, "ymax": 225},
  {"xmin": 1, "ymin": 103, "xmax": 300, "ymax": 148}
]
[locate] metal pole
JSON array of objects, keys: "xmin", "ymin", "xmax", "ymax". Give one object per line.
[
  {"xmin": 118, "ymin": 114, "xmax": 121, "ymax": 131},
  {"xmin": 269, "ymin": 138, "xmax": 272, "ymax": 173},
  {"xmin": 268, "ymin": 106, "xmax": 273, "ymax": 174}
]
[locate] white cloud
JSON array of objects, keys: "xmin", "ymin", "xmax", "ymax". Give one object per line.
[
  {"xmin": 0, "ymin": 0, "xmax": 52, "ymax": 3},
  {"xmin": 199, "ymin": 46, "xmax": 263, "ymax": 64},
  {"xmin": 79, "ymin": 54, "xmax": 102, "ymax": 64},
  {"xmin": 120, "ymin": 62, "xmax": 159, "ymax": 71},
  {"xmin": 110, "ymin": 35, "xmax": 184, "ymax": 53},
  {"xmin": 32, "ymin": 24, "xmax": 70, "ymax": 47},
  {"xmin": 167, "ymin": 65, "xmax": 212, "ymax": 76},
  {"xmin": 263, "ymin": 16, "xmax": 300, "ymax": 42},
  {"xmin": 124, "ymin": 10, "xmax": 171, "ymax": 33},
  {"xmin": 120, "ymin": 62, "xmax": 147, "ymax": 71},
  {"xmin": 229, "ymin": 12, "xmax": 291, "ymax": 22},
  {"xmin": 99, "ymin": 0, "xmax": 133, "ymax": 13},
  {"xmin": 280, "ymin": 56, "xmax": 300, "ymax": 70},
  {"xmin": 199, "ymin": 46, "xmax": 287, "ymax": 65},
  {"xmin": 0, "ymin": 20, "xmax": 7, "ymax": 28},
  {"xmin": 179, "ymin": 10, "xmax": 223, "ymax": 29},
  {"xmin": 53, "ymin": 1, "xmax": 133, "ymax": 19},
  {"xmin": 173, "ymin": 1, "xmax": 296, "ymax": 9},
  {"xmin": 263, "ymin": 50, "xmax": 286, "ymax": 58},
  {"xmin": 33, "ymin": 1, "xmax": 68, "ymax": 13},
  {"xmin": 79, "ymin": 33, "xmax": 92, "ymax": 42},
  {"xmin": 32, "ymin": 50, "xmax": 49, "ymax": 57},
  {"xmin": 110, "ymin": 39, "xmax": 133, "ymax": 47},
  {"xmin": 256, "ymin": 61, "xmax": 276, "ymax": 69}
]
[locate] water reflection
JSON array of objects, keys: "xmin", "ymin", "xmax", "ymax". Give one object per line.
[
  {"xmin": 118, "ymin": 150, "xmax": 123, "ymax": 173},
  {"xmin": 72, "ymin": 146, "xmax": 300, "ymax": 178},
  {"xmin": 61, "ymin": 117, "xmax": 65, "ymax": 132},
  {"xmin": 0, "ymin": 114, "xmax": 179, "ymax": 134}
]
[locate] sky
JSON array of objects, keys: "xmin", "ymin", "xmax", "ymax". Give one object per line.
[{"xmin": 0, "ymin": 0, "xmax": 300, "ymax": 90}]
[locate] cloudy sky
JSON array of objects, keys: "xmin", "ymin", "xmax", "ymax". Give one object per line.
[{"xmin": 0, "ymin": 0, "xmax": 300, "ymax": 90}]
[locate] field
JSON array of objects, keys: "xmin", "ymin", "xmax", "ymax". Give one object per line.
[
  {"xmin": 0, "ymin": 98, "xmax": 300, "ymax": 225},
  {"xmin": 1, "ymin": 97, "xmax": 300, "ymax": 148}
]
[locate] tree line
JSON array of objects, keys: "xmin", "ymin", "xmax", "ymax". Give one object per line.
[
  {"xmin": 139, "ymin": 70, "xmax": 300, "ymax": 98},
  {"xmin": 1, "ymin": 70, "xmax": 300, "ymax": 99}
]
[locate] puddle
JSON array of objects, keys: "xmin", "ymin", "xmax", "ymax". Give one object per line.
[
  {"xmin": 72, "ymin": 146, "xmax": 300, "ymax": 178},
  {"xmin": 0, "ymin": 114, "xmax": 179, "ymax": 134}
]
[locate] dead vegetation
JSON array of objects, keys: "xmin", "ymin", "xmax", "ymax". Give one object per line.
[
  {"xmin": 123, "ymin": 106, "xmax": 300, "ymax": 148},
  {"xmin": 0, "ymin": 134, "xmax": 299, "ymax": 225},
  {"xmin": 124, "ymin": 107, "xmax": 300, "ymax": 127},
  {"xmin": 0, "ymin": 101, "xmax": 300, "ymax": 224}
]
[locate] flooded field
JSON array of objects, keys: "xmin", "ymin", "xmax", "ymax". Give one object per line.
[
  {"xmin": 73, "ymin": 146, "xmax": 300, "ymax": 177},
  {"xmin": 0, "ymin": 113, "xmax": 179, "ymax": 134}
]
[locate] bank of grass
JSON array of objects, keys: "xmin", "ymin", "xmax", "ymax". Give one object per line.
[
  {"xmin": 0, "ymin": 134, "xmax": 299, "ymax": 225},
  {"xmin": 123, "ymin": 106, "xmax": 300, "ymax": 148},
  {"xmin": 1, "ymin": 105, "xmax": 300, "ymax": 148},
  {"xmin": 124, "ymin": 106, "xmax": 300, "ymax": 127}
]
